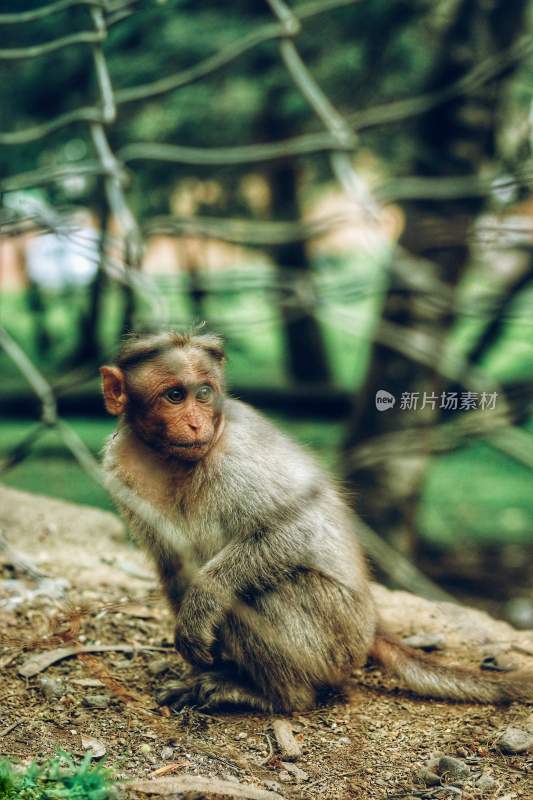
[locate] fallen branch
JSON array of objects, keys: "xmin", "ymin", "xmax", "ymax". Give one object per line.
[
  {"xmin": 272, "ymin": 719, "xmax": 301, "ymax": 761},
  {"xmin": 18, "ymin": 644, "xmax": 169, "ymax": 677},
  {"xmin": 126, "ymin": 775, "xmax": 283, "ymax": 799}
]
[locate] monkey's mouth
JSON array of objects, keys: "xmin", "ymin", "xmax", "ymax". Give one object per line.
[{"xmin": 170, "ymin": 439, "xmax": 211, "ymax": 449}]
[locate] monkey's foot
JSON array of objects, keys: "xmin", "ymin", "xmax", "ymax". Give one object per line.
[{"xmin": 156, "ymin": 672, "xmax": 273, "ymax": 712}]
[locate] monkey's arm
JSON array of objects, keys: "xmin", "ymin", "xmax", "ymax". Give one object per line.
[{"xmin": 175, "ymin": 504, "xmax": 315, "ymax": 666}]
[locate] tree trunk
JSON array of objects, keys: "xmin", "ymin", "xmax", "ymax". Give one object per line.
[
  {"xmin": 258, "ymin": 84, "xmax": 331, "ymax": 385},
  {"xmin": 342, "ymin": 0, "xmax": 529, "ymax": 551}
]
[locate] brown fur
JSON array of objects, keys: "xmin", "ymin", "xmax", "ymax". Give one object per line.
[{"xmin": 101, "ymin": 332, "xmax": 533, "ymax": 711}]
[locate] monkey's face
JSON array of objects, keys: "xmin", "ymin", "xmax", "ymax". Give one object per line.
[{"xmin": 102, "ymin": 347, "xmax": 225, "ymax": 462}]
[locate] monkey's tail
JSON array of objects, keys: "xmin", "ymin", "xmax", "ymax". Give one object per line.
[{"xmin": 370, "ymin": 634, "xmax": 533, "ymax": 704}]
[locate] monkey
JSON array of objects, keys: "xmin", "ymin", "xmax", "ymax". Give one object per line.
[{"xmin": 100, "ymin": 330, "xmax": 533, "ymax": 712}]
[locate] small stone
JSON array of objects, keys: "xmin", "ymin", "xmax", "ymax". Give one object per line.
[
  {"xmin": 237, "ymin": 732, "xmax": 248, "ymax": 740},
  {"xmin": 401, "ymin": 634, "xmax": 446, "ymax": 651},
  {"xmin": 281, "ymin": 762, "xmax": 309, "ymax": 783},
  {"xmin": 497, "ymin": 726, "xmax": 531, "ymax": 754},
  {"xmin": 338, "ymin": 736, "xmax": 351, "ymax": 745},
  {"xmin": 147, "ymin": 658, "xmax": 172, "ymax": 676},
  {"xmin": 160, "ymin": 747, "xmax": 173, "ymax": 760},
  {"xmin": 476, "ymin": 773, "xmax": 496, "ymax": 792},
  {"xmin": 417, "ymin": 767, "xmax": 440, "ymax": 786},
  {"xmin": 437, "ymin": 756, "xmax": 470, "ymax": 785},
  {"xmin": 424, "ymin": 752, "xmax": 442, "ymax": 772},
  {"xmin": 277, "ymin": 770, "xmax": 293, "ymax": 783},
  {"xmin": 83, "ymin": 694, "xmax": 110, "ymax": 709},
  {"xmin": 263, "ymin": 780, "xmax": 282, "ymax": 792},
  {"xmin": 37, "ymin": 676, "xmax": 65, "ymax": 700}
]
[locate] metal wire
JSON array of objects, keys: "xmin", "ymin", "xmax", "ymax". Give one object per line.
[{"xmin": 0, "ymin": 0, "xmax": 532, "ymax": 602}]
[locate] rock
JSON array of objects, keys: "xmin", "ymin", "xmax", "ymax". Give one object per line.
[
  {"xmin": 497, "ymin": 726, "xmax": 532, "ymax": 754},
  {"xmin": 147, "ymin": 658, "xmax": 172, "ymax": 676},
  {"xmin": 505, "ymin": 596, "xmax": 533, "ymax": 629},
  {"xmin": 81, "ymin": 735, "xmax": 107, "ymax": 759},
  {"xmin": 83, "ymin": 694, "xmax": 110, "ymax": 709},
  {"xmin": 476, "ymin": 773, "xmax": 496, "ymax": 792},
  {"xmin": 417, "ymin": 767, "xmax": 440, "ymax": 786},
  {"xmin": 37, "ymin": 676, "xmax": 65, "ymax": 700},
  {"xmin": 401, "ymin": 633, "xmax": 446, "ymax": 651},
  {"xmin": 277, "ymin": 770, "xmax": 292, "ymax": 783},
  {"xmin": 437, "ymin": 756, "xmax": 470, "ymax": 785},
  {"xmin": 263, "ymin": 781, "xmax": 282, "ymax": 793},
  {"xmin": 337, "ymin": 736, "xmax": 351, "ymax": 745},
  {"xmin": 160, "ymin": 747, "xmax": 174, "ymax": 760},
  {"xmin": 281, "ymin": 762, "xmax": 308, "ymax": 783},
  {"xmin": 424, "ymin": 752, "xmax": 442, "ymax": 772}
]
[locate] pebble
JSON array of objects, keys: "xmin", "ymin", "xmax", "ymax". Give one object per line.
[
  {"xmin": 277, "ymin": 770, "xmax": 292, "ymax": 783},
  {"xmin": 281, "ymin": 762, "xmax": 309, "ymax": 783},
  {"xmin": 337, "ymin": 736, "xmax": 351, "ymax": 745},
  {"xmin": 417, "ymin": 767, "xmax": 440, "ymax": 786},
  {"xmin": 37, "ymin": 676, "xmax": 65, "ymax": 700},
  {"xmin": 160, "ymin": 747, "xmax": 173, "ymax": 760},
  {"xmin": 401, "ymin": 633, "xmax": 446, "ymax": 651},
  {"xmin": 147, "ymin": 658, "xmax": 172, "ymax": 676},
  {"xmin": 476, "ymin": 773, "xmax": 496, "ymax": 792},
  {"xmin": 263, "ymin": 780, "xmax": 282, "ymax": 792},
  {"xmin": 83, "ymin": 694, "xmax": 110, "ymax": 709},
  {"xmin": 497, "ymin": 726, "xmax": 531, "ymax": 754},
  {"xmin": 424, "ymin": 752, "xmax": 442, "ymax": 772},
  {"xmin": 437, "ymin": 755, "xmax": 470, "ymax": 785}
]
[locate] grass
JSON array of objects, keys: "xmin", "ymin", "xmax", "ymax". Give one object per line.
[{"xmin": 0, "ymin": 754, "xmax": 116, "ymax": 800}]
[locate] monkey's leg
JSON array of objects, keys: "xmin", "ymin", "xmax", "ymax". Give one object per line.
[
  {"xmin": 221, "ymin": 570, "xmax": 376, "ymax": 712},
  {"xmin": 157, "ymin": 667, "xmax": 274, "ymax": 712}
]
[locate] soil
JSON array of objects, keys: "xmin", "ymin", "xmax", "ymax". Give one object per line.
[{"xmin": 0, "ymin": 484, "xmax": 531, "ymax": 800}]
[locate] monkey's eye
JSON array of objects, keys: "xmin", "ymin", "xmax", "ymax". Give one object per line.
[
  {"xmin": 195, "ymin": 385, "xmax": 213, "ymax": 403},
  {"xmin": 164, "ymin": 387, "xmax": 186, "ymax": 404}
]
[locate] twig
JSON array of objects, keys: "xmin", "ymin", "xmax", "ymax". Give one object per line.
[
  {"xmin": 18, "ymin": 643, "xmax": 169, "ymax": 677},
  {"xmin": 272, "ymin": 718, "xmax": 301, "ymax": 760},
  {"xmin": 259, "ymin": 733, "xmax": 274, "ymax": 766},
  {"xmin": 0, "ymin": 720, "xmax": 21, "ymax": 737},
  {"xmin": 127, "ymin": 776, "xmax": 283, "ymax": 799}
]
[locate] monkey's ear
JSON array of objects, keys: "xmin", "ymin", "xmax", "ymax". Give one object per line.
[{"xmin": 100, "ymin": 366, "xmax": 127, "ymax": 415}]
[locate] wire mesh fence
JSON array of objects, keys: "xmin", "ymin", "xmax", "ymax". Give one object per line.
[{"xmin": 1, "ymin": 0, "xmax": 533, "ymax": 602}]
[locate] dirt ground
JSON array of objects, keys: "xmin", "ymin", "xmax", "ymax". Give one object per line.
[{"xmin": 0, "ymin": 484, "xmax": 531, "ymax": 799}]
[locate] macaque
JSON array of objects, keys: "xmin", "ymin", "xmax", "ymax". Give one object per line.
[{"xmin": 101, "ymin": 331, "xmax": 533, "ymax": 712}]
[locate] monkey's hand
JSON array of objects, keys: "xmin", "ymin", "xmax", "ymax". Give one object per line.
[{"xmin": 174, "ymin": 583, "xmax": 225, "ymax": 668}]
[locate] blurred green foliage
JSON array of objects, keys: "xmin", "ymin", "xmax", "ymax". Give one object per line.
[{"xmin": 0, "ymin": 753, "xmax": 115, "ymax": 800}]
